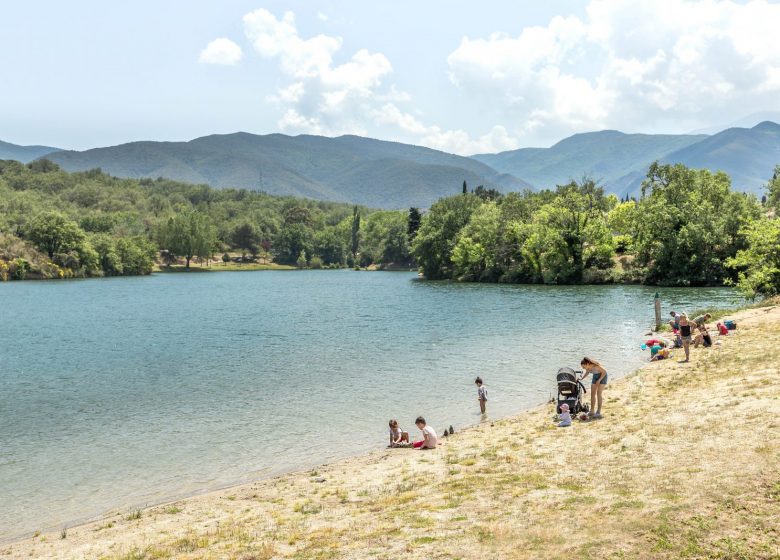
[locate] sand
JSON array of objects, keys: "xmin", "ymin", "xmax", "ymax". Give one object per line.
[{"xmin": 3, "ymin": 304, "xmax": 779, "ymax": 560}]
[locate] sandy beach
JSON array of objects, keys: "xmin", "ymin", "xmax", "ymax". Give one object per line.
[{"xmin": 3, "ymin": 303, "xmax": 779, "ymax": 560}]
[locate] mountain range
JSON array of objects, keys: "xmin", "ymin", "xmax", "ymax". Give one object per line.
[
  {"xmin": 1, "ymin": 121, "xmax": 778, "ymax": 208},
  {"xmin": 33, "ymin": 133, "xmax": 529, "ymax": 209},
  {"xmin": 0, "ymin": 140, "xmax": 60, "ymax": 163}
]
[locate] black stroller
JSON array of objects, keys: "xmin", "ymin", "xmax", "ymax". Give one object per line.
[{"xmin": 556, "ymin": 367, "xmax": 589, "ymax": 414}]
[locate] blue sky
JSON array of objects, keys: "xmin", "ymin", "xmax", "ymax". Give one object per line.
[{"xmin": 2, "ymin": 1, "xmax": 779, "ymax": 153}]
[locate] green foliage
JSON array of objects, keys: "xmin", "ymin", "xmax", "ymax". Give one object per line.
[
  {"xmin": 633, "ymin": 162, "xmax": 761, "ymax": 286},
  {"xmin": 417, "ymin": 181, "xmax": 615, "ymax": 284},
  {"xmin": 0, "ymin": 161, "xmax": 408, "ymax": 278},
  {"xmin": 350, "ymin": 206, "xmax": 360, "ymax": 258},
  {"xmin": 361, "ymin": 211, "xmax": 411, "ymax": 266},
  {"xmin": 726, "ymin": 217, "xmax": 780, "ymax": 298},
  {"xmin": 26, "ymin": 211, "xmax": 85, "ymax": 258},
  {"xmin": 767, "ymin": 165, "xmax": 780, "ymax": 209},
  {"xmin": 157, "ymin": 209, "xmax": 217, "ymax": 268},
  {"xmin": 412, "ymin": 194, "xmax": 483, "ymax": 280},
  {"xmin": 231, "ymin": 222, "xmax": 261, "ymax": 258},
  {"xmin": 407, "ymin": 207, "xmax": 421, "ymax": 242}
]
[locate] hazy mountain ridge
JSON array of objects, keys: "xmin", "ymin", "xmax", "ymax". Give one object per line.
[
  {"xmin": 4, "ymin": 121, "xmax": 779, "ymax": 206},
  {"xmin": 472, "ymin": 131, "xmax": 708, "ymax": 193},
  {"xmin": 0, "ymin": 140, "xmax": 60, "ymax": 163},
  {"xmin": 41, "ymin": 132, "xmax": 530, "ymax": 209},
  {"xmin": 472, "ymin": 122, "xmax": 780, "ymax": 196}
]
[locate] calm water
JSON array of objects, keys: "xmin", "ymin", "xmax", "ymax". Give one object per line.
[{"xmin": 0, "ymin": 271, "xmax": 741, "ymax": 539}]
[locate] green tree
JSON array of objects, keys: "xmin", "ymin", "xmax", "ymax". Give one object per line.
[
  {"xmin": 350, "ymin": 206, "xmax": 361, "ymax": 259},
  {"xmin": 407, "ymin": 207, "xmax": 422, "ymax": 242},
  {"xmin": 451, "ymin": 202, "xmax": 501, "ymax": 281},
  {"xmin": 296, "ymin": 249, "xmax": 308, "ymax": 268},
  {"xmin": 273, "ymin": 223, "xmax": 312, "ymax": 265},
  {"xmin": 412, "ymin": 194, "xmax": 483, "ymax": 279},
  {"xmin": 26, "ymin": 212, "xmax": 85, "ymax": 258},
  {"xmin": 633, "ymin": 162, "xmax": 760, "ymax": 285},
  {"xmin": 726, "ymin": 216, "xmax": 780, "ymax": 298},
  {"xmin": 532, "ymin": 180, "xmax": 612, "ymax": 283},
  {"xmin": 158, "ymin": 209, "xmax": 217, "ymax": 268},
  {"xmin": 231, "ymin": 222, "xmax": 261, "ymax": 259},
  {"xmin": 767, "ymin": 165, "xmax": 780, "ymax": 208}
]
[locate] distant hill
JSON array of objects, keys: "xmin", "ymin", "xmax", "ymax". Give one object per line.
[
  {"xmin": 473, "ymin": 123, "xmax": 780, "ymax": 197},
  {"xmin": 471, "ymin": 131, "xmax": 707, "ymax": 192},
  {"xmin": 661, "ymin": 121, "xmax": 780, "ymax": 191},
  {"xmin": 0, "ymin": 140, "xmax": 60, "ymax": 163},
  {"xmin": 43, "ymin": 133, "xmax": 531, "ymax": 209}
]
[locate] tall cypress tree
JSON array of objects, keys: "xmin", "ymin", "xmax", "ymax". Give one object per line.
[{"xmin": 350, "ymin": 206, "xmax": 361, "ymax": 258}]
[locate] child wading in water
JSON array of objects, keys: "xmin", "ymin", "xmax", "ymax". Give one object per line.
[
  {"xmin": 579, "ymin": 357, "xmax": 607, "ymax": 419},
  {"xmin": 388, "ymin": 419, "xmax": 409, "ymax": 447},
  {"xmin": 412, "ymin": 416, "xmax": 438, "ymax": 449},
  {"xmin": 475, "ymin": 376, "xmax": 487, "ymax": 414}
]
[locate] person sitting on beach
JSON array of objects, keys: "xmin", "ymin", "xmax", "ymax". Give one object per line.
[
  {"xmin": 669, "ymin": 311, "xmax": 681, "ymax": 331},
  {"xmin": 412, "ymin": 416, "xmax": 438, "ymax": 449},
  {"xmin": 579, "ymin": 357, "xmax": 607, "ymax": 419},
  {"xmin": 388, "ymin": 419, "xmax": 409, "ymax": 447},
  {"xmin": 717, "ymin": 322, "xmax": 729, "ymax": 336},
  {"xmin": 693, "ymin": 325, "xmax": 713, "ymax": 348},
  {"xmin": 678, "ymin": 313, "xmax": 693, "ymax": 362},
  {"xmin": 475, "ymin": 376, "xmax": 487, "ymax": 414},
  {"xmin": 650, "ymin": 347, "xmax": 670, "ymax": 361},
  {"xmin": 557, "ymin": 403, "xmax": 572, "ymax": 427}
]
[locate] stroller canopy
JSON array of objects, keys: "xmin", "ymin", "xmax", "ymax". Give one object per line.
[{"xmin": 556, "ymin": 367, "xmax": 578, "ymax": 383}]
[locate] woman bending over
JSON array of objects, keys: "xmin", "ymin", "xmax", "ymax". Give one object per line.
[{"xmin": 579, "ymin": 357, "xmax": 608, "ymax": 419}]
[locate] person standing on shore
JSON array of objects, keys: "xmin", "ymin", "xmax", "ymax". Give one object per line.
[
  {"xmin": 475, "ymin": 376, "xmax": 487, "ymax": 414},
  {"xmin": 679, "ymin": 313, "xmax": 693, "ymax": 362},
  {"xmin": 579, "ymin": 357, "xmax": 607, "ymax": 419}
]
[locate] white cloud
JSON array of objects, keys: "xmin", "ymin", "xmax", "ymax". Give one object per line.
[
  {"xmin": 372, "ymin": 104, "xmax": 519, "ymax": 154},
  {"xmin": 198, "ymin": 38, "xmax": 243, "ymax": 66},
  {"xmin": 241, "ymin": 8, "xmax": 517, "ymax": 154},
  {"xmin": 316, "ymin": 11, "xmax": 329, "ymax": 22},
  {"xmin": 447, "ymin": 0, "xmax": 780, "ymax": 144}
]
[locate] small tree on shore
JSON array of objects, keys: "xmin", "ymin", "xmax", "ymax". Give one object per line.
[{"xmin": 158, "ymin": 209, "xmax": 217, "ymax": 269}]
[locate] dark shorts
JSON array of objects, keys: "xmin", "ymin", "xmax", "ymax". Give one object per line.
[{"xmin": 592, "ymin": 372, "xmax": 608, "ymax": 385}]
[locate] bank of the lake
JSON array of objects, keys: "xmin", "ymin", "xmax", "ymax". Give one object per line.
[
  {"xmin": 0, "ymin": 272, "xmax": 743, "ymax": 541},
  {"xmin": 0, "ymin": 270, "xmax": 735, "ymax": 542},
  {"xmin": 4, "ymin": 301, "xmax": 778, "ymax": 560}
]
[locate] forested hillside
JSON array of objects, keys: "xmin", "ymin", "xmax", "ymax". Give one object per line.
[
  {"xmin": 0, "ymin": 160, "xmax": 413, "ymax": 280},
  {"xmin": 412, "ymin": 162, "xmax": 780, "ymax": 297},
  {"xmin": 472, "ymin": 122, "xmax": 780, "ymax": 196},
  {"xmin": 42, "ymin": 132, "xmax": 529, "ymax": 209}
]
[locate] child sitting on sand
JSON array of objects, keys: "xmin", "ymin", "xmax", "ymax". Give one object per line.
[
  {"xmin": 412, "ymin": 416, "xmax": 438, "ymax": 449},
  {"xmin": 557, "ymin": 403, "xmax": 572, "ymax": 427},
  {"xmin": 388, "ymin": 419, "xmax": 410, "ymax": 447},
  {"xmin": 650, "ymin": 347, "xmax": 670, "ymax": 361},
  {"xmin": 717, "ymin": 322, "xmax": 729, "ymax": 336}
]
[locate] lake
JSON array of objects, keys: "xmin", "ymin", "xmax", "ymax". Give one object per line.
[{"xmin": 0, "ymin": 271, "xmax": 742, "ymax": 540}]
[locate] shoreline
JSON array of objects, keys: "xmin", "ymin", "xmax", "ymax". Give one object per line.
[{"xmin": 4, "ymin": 302, "xmax": 778, "ymax": 559}]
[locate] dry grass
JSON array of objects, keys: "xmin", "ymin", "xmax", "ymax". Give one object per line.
[{"xmin": 4, "ymin": 305, "xmax": 780, "ymax": 559}]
